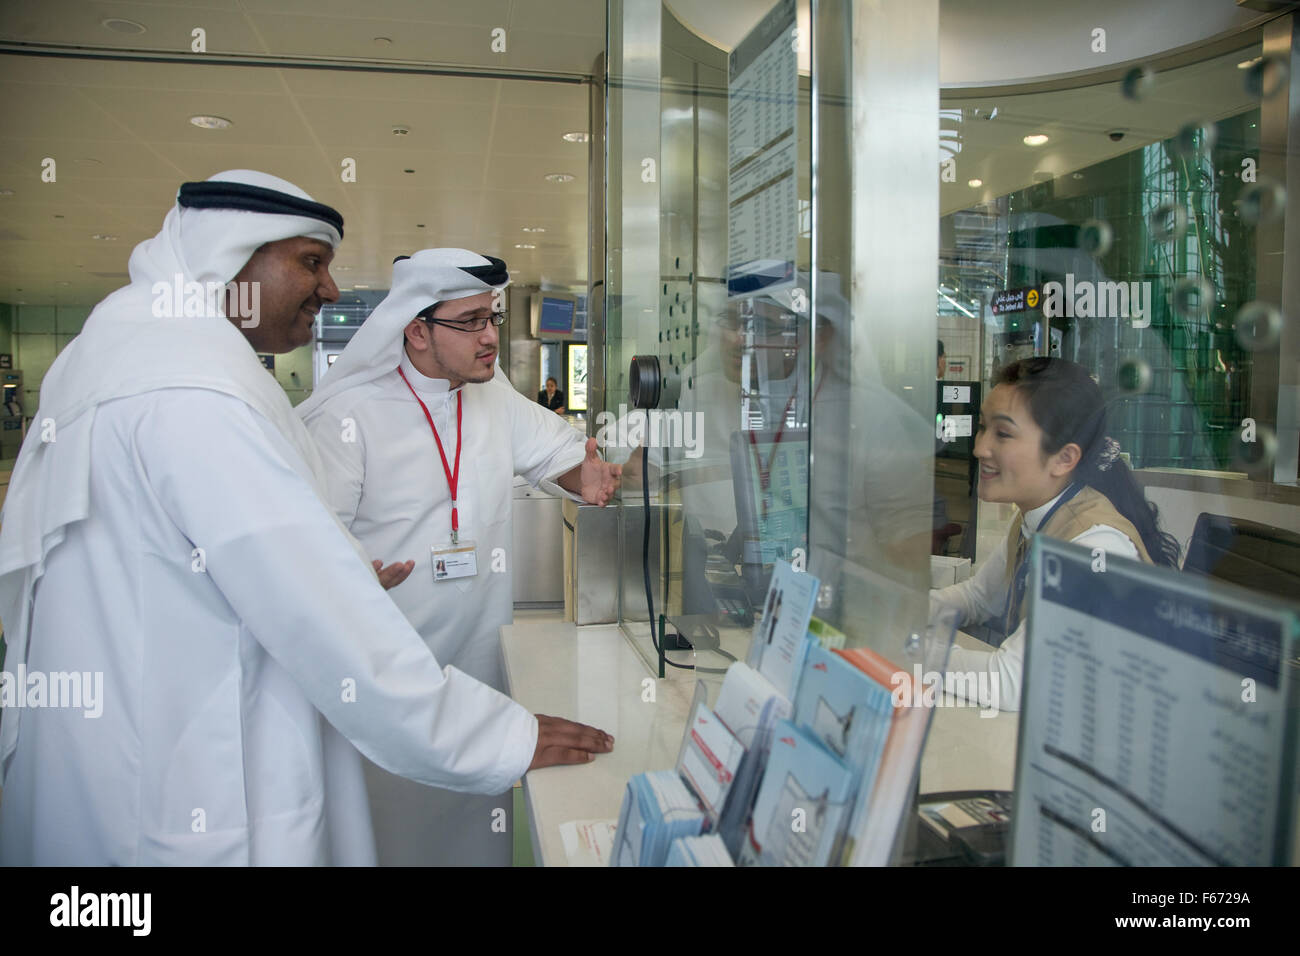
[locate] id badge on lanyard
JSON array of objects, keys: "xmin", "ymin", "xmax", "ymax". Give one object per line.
[
  {"xmin": 398, "ymin": 366, "xmax": 480, "ymax": 583},
  {"xmin": 432, "ymin": 540, "xmax": 478, "ymax": 580}
]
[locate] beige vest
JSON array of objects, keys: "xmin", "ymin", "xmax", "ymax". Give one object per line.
[{"xmin": 1004, "ymin": 486, "xmax": 1152, "ymax": 625}]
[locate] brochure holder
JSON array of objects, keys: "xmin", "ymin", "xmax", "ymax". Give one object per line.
[{"xmin": 841, "ymin": 603, "xmax": 959, "ymax": 866}]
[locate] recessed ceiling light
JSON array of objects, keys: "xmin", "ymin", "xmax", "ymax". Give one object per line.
[
  {"xmin": 1023, "ymin": 133, "xmax": 1049, "ymax": 147},
  {"xmin": 91, "ymin": 234, "xmax": 119, "ymax": 241},
  {"xmin": 514, "ymin": 243, "xmax": 536, "ymax": 250},
  {"xmin": 335, "ymin": 265, "xmax": 353, "ymax": 271},
  {"xmin": 1072, "ymin": 172, "xmax": 1085, "ymax": 180},
  {"xmin": 544, "ymin": 173, "xmax": 575, "ymax": 184},
  {"xmin": 1238, "ymin": 57, "xmax": 1261, "ymax": 70},
  {"xmin": 392, "ymin": 126, "xmax": 409, "ymax": 136},
  {"xmin": 562, "ymin": 131, "xmax": 590, "ymax": 143},
  {"xmin": 354, "ymin": 284, "xmax": 370, "ymax": 289},
  {"xmin": 190, "ymin": 115, "xmax": 233, "ymax": 130},
  {"xmin": 403, "ymin": 168, "xmax": 415, "ymax": 174},
  {"xmin": 0, "ymin": 188, "xmax": 13, "ymax": 197},
  {"xmin": 53, "ymin": 214, "xmax": 64, "ymax": 219},
  {"xmin": 416, "ymin": 223, "xmax": 425, "ymax": 228},
  {"xmin": 967, "ymin": 178, "xmax": 983, "ymax": 188},
  {"xmin": 522, "ymin": 226, "xmax": 546, "ymax": 233},
  {"xmin": 373, "ymin": 36, "xmax": 393, "ymax": 46},
  {"xmin": 57, "ymin": 280, "xmax": 71, "ymax": 286},
  {"xmin": 102, "ymin": 17, "xmax": 146, "ymax": 35}
]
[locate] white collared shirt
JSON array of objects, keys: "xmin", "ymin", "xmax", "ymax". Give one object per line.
[
  {"xmin": 930, "ymin": 487, "xmax": 1139, "ymax": 712},
  {"xmin": 305, "ymin": 353, "xmax": 587, "ymax": 692}
]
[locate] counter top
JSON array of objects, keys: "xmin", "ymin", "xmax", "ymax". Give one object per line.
[{"xmin": 502, "ymin": 620, "xmax": 1020, "ymax": 866}]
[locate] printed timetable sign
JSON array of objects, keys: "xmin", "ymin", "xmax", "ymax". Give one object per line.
[
  {"xmin": 726, "ymin": 0, "xmax": 798, "ymax": 299},
  {"xmin": 1011, "ymin": 538, "xmax": 1299, "ymax": 866}
]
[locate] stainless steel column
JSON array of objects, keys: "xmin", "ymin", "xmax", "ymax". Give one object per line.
[
  {"xmin": 1258, "ymin": 14, "xmax": 1300, "ymax": 484},
  {"xmin": 810, "ymin": 0, "xmax": 940, "ymax": 646}
]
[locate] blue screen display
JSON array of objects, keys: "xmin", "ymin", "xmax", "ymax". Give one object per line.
[{"xmin": 539, "ymin": 297, "xmax": 575, "ymax": 334}]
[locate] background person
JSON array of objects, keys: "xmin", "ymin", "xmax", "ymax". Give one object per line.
[
  {"xmin": 537, "ymin": 376, "xmax": 566, "ymax": 413},
  {"xmin": 930, "ymin": 357, "xmax": 1180, "ymax": 712}
]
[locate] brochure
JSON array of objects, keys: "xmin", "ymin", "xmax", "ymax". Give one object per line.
[
  {"xmin": 739, "ymin": 719, "xmax": 854, "ymax": 866},
  {"xmin": 611, "ymin": 770, "xmax": 707, "ymax": 867},
  {"xmin": 746, "ymin": 560, "xmax": 820, "ymax": 699}
]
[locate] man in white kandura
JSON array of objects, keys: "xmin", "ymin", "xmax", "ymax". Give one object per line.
[
  {"xmin": 299, "ymin": 248, "xmax": 622, "ymax": 865},
  {"xmin": 0, "ymin": 171, "xmax": 612, "ymax": 866}
]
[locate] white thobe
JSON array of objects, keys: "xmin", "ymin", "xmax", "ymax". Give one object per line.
[
  {"xmin": 0, "ymin": 388, "xmax": 537, "ymax": 866},
  {"xmin": 304, "ymin": 350, "xmax": 587, "ymax": 865}
]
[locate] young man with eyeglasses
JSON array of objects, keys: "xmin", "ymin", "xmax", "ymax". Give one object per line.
[{"xmin": 299, "ymin": 248, "xmax": 620, "ymax": 866}]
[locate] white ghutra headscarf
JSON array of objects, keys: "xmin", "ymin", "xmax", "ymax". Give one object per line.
[{"xmin": 297, "ymin": 247, "xmax": 510, "ymax": 421}]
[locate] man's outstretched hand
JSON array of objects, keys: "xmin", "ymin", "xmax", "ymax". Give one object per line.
[
  {"xmin": 558, "ymin": 437, "xmax": 622, "ymax": 506},
  {"xmin": 528, "ymin": 714, "xmax": 615, "ymax": 770}
]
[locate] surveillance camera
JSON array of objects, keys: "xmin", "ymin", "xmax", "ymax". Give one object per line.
[{"xmin": 1108, "ymin": 129, "xmax": 1126, "ymax": 142}]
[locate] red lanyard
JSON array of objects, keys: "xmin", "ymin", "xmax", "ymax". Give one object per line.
[
  {"xmin": 745, "ymin": 372, "xmax": 825, "ymax": 499},
  {"xmin": 747, "ymin": 392, "xmax": 797, "ymax": 491},
  {"xmin": 397, "ymin": 366, "xmax": 463, "ymax": 543}
]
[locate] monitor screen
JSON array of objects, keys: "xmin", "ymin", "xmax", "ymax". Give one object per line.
[{"xmin": 538, "ymin": 296, "xmax": 575, "ymax": 335}]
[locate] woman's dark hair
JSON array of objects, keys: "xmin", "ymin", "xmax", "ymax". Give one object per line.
[
  {"xmin": 994, "ymin": 357, "xmax": 1181, "ymax": 567},
  {"xmin": 545, "ymin": 376, "xmax": 557, "ymax": 386}
]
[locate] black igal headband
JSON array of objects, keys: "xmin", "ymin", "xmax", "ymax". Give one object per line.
[
  {"xmin": 177, "ymin": 181, "xmax": 344, "ymax": 239},
  {"xmin": 459, "ymin": 254, "xmax": 508, "ymax": 288}
]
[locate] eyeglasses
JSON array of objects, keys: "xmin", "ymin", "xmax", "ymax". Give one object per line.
[{"xmin": 421, "ymin": 311, "xmax": 508, "ymax": 332}]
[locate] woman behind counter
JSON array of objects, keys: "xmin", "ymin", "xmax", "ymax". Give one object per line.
[
  {"xmin": 537, "ymin": 376, "xmax": 566, "ymax": 414},
  {"xmin": 932, "ymin": 357, "xmax": 1180, "ymax": 712}
]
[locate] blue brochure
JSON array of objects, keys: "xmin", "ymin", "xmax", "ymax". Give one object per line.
[
  {"xmin": 611, "ymin": 770, "xmax": 706, "ymax": 867},
  {"xmin": 794, "ymin": 643, "xmax": 894, "ymax": 787},
  {"xmin": 740, "ymin": 719, "xmax": 854, "ymax": 866}
]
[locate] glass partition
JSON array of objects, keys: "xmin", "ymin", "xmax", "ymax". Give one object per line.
[
  {"xmin": 939, "ymin": 35, "xmax": 1300, "ymax": 568},
  {"xmin": 603, "ymin": 0, "xmax": 941, "ymax": 674},
  {"xmin": 599, "ymin": 0, "xmax": 1300, "ymax": 867},
  {"xmin": 605, "ymin": 0, "xmax": 820, "ymax": 676}
]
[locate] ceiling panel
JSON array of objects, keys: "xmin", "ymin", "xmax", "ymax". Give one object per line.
[
  {"xmin": 484, "ymin": 153, "xmax": 586, "ymax": 191},
  {"xmin": 244, "ymin": 16, "xmax": 497, "ymax": 66},
  {"xmin": 498, "ymin": 79, "xmax": 592, "ymax": 109},
  {"xmin": 0, "ymin": 143, "xmax": 180, "ymax": 187},
  {"xmin": 0, "ymin": 82, "xmax": 136, "ymax": 140},
  {"xmin": 0, "ymin": 1, "xmax": 260, "ymax": 50},
  {"xmin": 81, "ymin": 87, "xmax": 314, "ymax": 144},
  {"xmin": 493, "ymin": 105, "xmax": 591, "ymax": 157},
  {"xmin": 292, "ymin": 94, "xmax": 497, "ymax": 150},
  {"xmin": 508, "ymin": 0, "xmax": 604, "ymax": 38}
]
